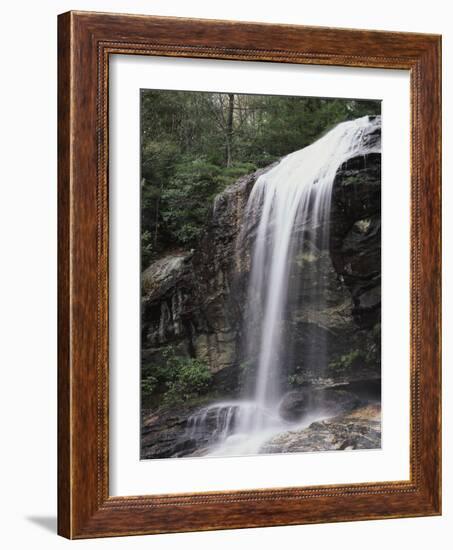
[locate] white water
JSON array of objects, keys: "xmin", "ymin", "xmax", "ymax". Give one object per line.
[{"xmin": 187, "ymin": 116, "xmax": 381, "ymax": 456}]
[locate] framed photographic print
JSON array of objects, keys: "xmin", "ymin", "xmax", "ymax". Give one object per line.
[{"xmin": 58, "ymin": 11, "xmax": 441, "ymax": 539}]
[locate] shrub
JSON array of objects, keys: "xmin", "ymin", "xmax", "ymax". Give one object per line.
[
  {"xmin": 141, "ymin": 373, "xmax": 158, "ymax": 396},
  {"xmin": 141, "ymin": 346, "xmax": 212, "ymax": 407},
  {"xmin": 328, "ymin": 349, "xmax": 364, "ymax": 373},
  {"xmin": 163, "ymin": 358, "xmax": 212, "ymax": 405},
  {"xmin": 159, "ymin": 159, "xmax": 258, "ymax": 248},
  {"xmin": 160, "ymin": 158, "xmax": 221, "ymax": 246}
]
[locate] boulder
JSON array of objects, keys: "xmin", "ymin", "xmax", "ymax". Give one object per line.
[
  {"xmin": 262, "ymin": 404, "xmax": 381, "ymax": 454},
  {"xmin": 278, "ymin": 386, "xmax": 362, "ymax": 422}
]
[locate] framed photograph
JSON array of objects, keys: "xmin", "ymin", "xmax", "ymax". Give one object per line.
[{"xmin": 58, "ymin": 11, "xmax": 441, "ymax": 538}]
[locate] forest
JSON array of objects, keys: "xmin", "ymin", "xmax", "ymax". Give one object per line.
[{"xmin": 141, "ymin": 90, "xmax": 380, "ymax": 265}]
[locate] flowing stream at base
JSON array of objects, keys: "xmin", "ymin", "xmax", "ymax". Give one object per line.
[{"xmin": 187, "ymin": 116, "xmax": 381, "ymax": 456}]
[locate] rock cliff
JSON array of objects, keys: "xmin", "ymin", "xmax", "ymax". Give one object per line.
[
  {"xmin": 141, "ymin": 165, "xmax": 276, "ymax": 395},
  {"xmin": 142, "ymin": 146, "xmax": 380, "ymax": 386},
  {"xmin": 141, "ymin": 120, "xmax": 381, "ymax": 458}
]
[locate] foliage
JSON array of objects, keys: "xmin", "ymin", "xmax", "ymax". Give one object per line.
[
  {"xmin": 141, "ymin": 346, "xmax": 212, "ymax": 406},
  {"xmin": 159, "ymin": 158, "xmax": 257, "ymax": 245},
  {"xmin": 326, "ymin": 324, "xmax": 380, "ymax": 376},
  {"xmin": 328, "ymin": 349, "xmax": 365, "ymax": 373},
  {"xmin": 141, "ymin": 90, "xmax": 381, "ymax": 264},
  {"xmin": 141, "ymin": 372, "xmax": 159, "ymax": 396},
  {"xmin": 287, "ymin": 372, "xmax": 302, "ymax": 388},
  {"xmin": 286, "ymin": 362, "xmax": 309, "ymax": 388}
]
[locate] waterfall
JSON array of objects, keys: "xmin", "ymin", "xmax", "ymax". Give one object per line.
[{"xmin": 187, "ymin": 115, "xmax": 381, "ymax": 456}]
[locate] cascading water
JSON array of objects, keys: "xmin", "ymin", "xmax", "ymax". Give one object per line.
[{"xmin": 187, "ymin": 115, "xmax": 381, "ymax": 456}]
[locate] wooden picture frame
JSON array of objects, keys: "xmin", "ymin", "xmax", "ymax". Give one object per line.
[{"xmin": 58, "ymin": 10, "xmax": 441, "ymax": 539}]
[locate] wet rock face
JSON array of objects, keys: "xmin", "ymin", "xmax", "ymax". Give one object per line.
[
  {"xmin": 330, "ymin": 151, "xmax": 381, "ymax": 328},
  {"xmin": 141, "ymin": 402, "xmax": 239, "ymax": 459},
  {"xmin": 141, "ymin": 405, "xmax": 201, "ymax": 459}
]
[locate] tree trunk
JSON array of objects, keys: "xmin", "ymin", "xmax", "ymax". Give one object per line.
[{"xmin": 225, "ymin": 93, "xmax": 234, "ymax": 167}]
